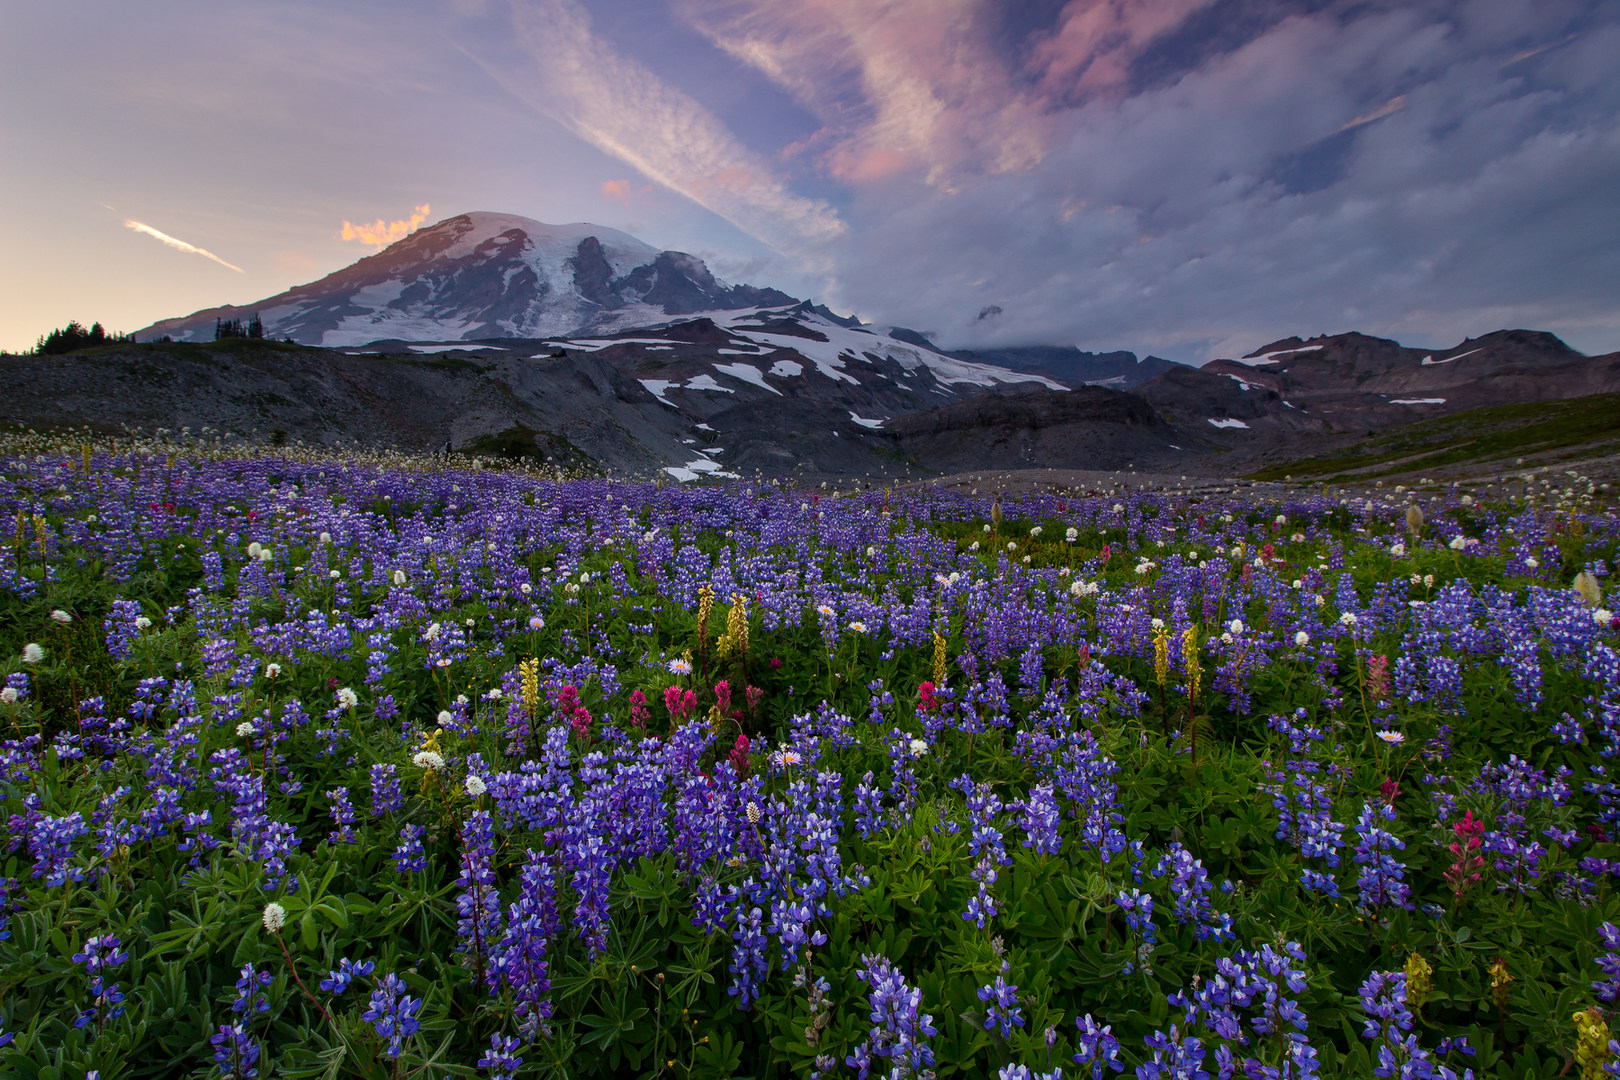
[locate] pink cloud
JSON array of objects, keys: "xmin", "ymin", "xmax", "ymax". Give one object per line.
[
  {"xmin": 677, "ymin": 0, "xmax": 1050, "ymax": 186},
  {"xmin": 1029, "ymin": 0, "xmax": 1213, "ymax": 99}
]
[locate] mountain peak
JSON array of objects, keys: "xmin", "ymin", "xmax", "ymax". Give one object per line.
[{"xmin": 138, "ymin": 212, "xmax": 795, "ymax": 347}]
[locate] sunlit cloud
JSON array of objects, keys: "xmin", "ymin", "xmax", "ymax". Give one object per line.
[
  {"xmin": 340, "ymin": 203, "xmax": 432, "ymax": 248},
  {"xmin": 459, "ymin": 0, "xmax": 844, "ymax": 267},
  {"xmin": 678, "ymin": 0, "xmax": 1045, "ymax": 186},
  {"xmin": 123, "ymin": 220, "xmax": 243, "ymax": 273},
  {"xmin": 1337, "ymin": 94, "xmax": 1407, "ymax": 133}
]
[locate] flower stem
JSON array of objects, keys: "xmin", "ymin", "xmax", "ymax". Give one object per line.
[{"xmin": 276, "ymin": 929, "xmax": 336, "ymax": 1027}]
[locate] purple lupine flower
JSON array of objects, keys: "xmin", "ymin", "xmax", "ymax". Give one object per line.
[
  {"xmin": 325, "ymin": 787, "xmax": 357, "ymax": 845},
  {"xmin": 393, "ymin": 823, "xmax": 427, "ymax": 874},
  {"xmin": 846, "ymin": 954, "xmax": 937, "ymax": 1080},
  {"xmin": 1137, "ymin": 1025, "xmax": 1209, "ymax": 1080},
  {"xmin": 727, "ymin": 894, "xmax": 769, "ymax": 1010},
  {"xmin": 493, "ymin": 849, "xmax": 558, "ymax": 1039},
  {"xmin": 29, "ymin": 811, "xmax": 88, "ymax": 886},
  {"xmin": 479, "ymin": 1032, "xmax": 523, "ymax": 1080},
  {"xmin": 1358, "ymin": 968, "xmax": 1456, "ymax": 1080},
  {"xmin": 362, "ymin": 972, "xmax": 422, "ymax": 1059},
  {"xmin": 370, "ymin": 763, "xmax": 403, "ymax": 817},
  {"xmin": 1073, "ymin": 1014, "xmax": 1124, "ymax": 1078},
  {"xmin": 456, "ymin": 810, "xmax": 504, "ymax": 977},
  {"xmin": 1352, "ymin": 802, "xmax": 1413, "ymax": 913},
  {"xmin": 1594, "ymin": 922, "xmax": 1620, "ymax": 1002},
  {"xmin": 1019, "ymin": 782, "xmax": 1062, "ymax": 856},
  {"xmin": 231, "ymin": 962, "xmax": 273, "ymax": 1017},
  {"xmin": 71, "ymin": 933, "xmax": 129, "ymax": 1030},
  {"xmin": 854, "ymin": 770, "xmax": 886, "ymax": 838},
  {"xmin": 210, "ymin": 1021, "xmax": 262, "ymax": 1079},
  {"xmin": 319, "ymin": 957, "xmax": 375, "ymax": 994},
  {"xmin": 1151, "ymin": 843, "xmax": 1233, "ymax": 941},
  {"xmin": 978, "ymin": 972, "xmax": 1026, "ymax": 1038}
]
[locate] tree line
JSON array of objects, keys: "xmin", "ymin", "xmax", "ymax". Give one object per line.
[{"xmin": 32, "ymin": 320, "xmax": 138, "ymax": 355}]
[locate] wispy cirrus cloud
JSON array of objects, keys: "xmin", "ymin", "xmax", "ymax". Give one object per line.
[
  {"xmin": 460, "ymin": 0, "xmax": 844, "ymax": 265},
  {"xmin": 676, "ymin": 0, "xmax": 1051, "ymax": 185},
  {"xmin": 340, "ymin": 203, "xmax": 432, "ymax": 248},
  {"xmin": 123, "ymin": 219, "xmax": 243, "ymax": 272}
]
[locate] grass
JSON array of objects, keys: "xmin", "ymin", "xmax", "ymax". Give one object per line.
[{"xmin": 1249, "ymin": 391, "xmax": 1620, "ymax": 481}]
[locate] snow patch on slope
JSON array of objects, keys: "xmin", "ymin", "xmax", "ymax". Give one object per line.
[
  {"xmin": 1230, "ymin": 345, "xmax": 1324, "ymax": 367},
  {"xmin": 1421, "ymin": 348, "xmax": 1482, "ymax": 366},
  {"xmin": 713, "ymin": 363, "xmax": 781, "ymax": 395}
]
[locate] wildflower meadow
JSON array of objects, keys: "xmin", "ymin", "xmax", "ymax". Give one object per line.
[{"xmin": 1, "ymin": 436, "xmax": 1618, "ymax": 1080}]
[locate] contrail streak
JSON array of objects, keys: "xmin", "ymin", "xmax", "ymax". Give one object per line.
[{"xmin": 124, "ymin": 220, "xmax": 244, "ymax": 273}]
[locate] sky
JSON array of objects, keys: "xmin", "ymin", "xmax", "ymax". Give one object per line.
[{"xmin": 2, "ymin": 0, "xmax": 1617, "ymax": 363}]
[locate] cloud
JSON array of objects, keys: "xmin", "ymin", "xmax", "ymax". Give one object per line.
[
  {"xmin": 460, "ymin": 0, "xmax": 844, "ymax": 266},
  {"xmin": 677, "ymin": 0, "xmax": 1052, "ymax": 185},
  {"xmin": 123, "ymin": 220, "xmax": 243, "ymax": 273},
  {"xmin": 816, "ymin": 1, "xmax": 1620, "ymax": 360},
  {"xmin": 601, "ymin": 179, "xmax": 633, "ymax": 205},
  {"xmin": 340, "ymin": 203, "xmax": 432, "ymax": 248},
  {"xmin": 1029, "ymin": 0, "xmax": 1214, "ymax": 99},
  {"xmin": 1337, "ymin": 94, "xmax": 1407, "ymax": 133}
]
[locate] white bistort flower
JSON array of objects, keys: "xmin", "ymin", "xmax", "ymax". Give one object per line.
[
  {"xmin": 262, "ymin": 902, "xmax": 287, "ymax": 933},
  {"xmin": 236, "ymin": 722, "xmax": 256, "ymax": 738},
  {"xmin": 909, "ymin": 738, "xmax": 929, "ymax": 757},
  {"xmin": 1596, "ymin": 608, "xmax": 1614, "ymax": 628},
  {"xmin": 21, "ymin": 643, "xmax": 43, "ymax": 664},
  {"xmin": 336, "ymin": 686, "xmax": 359, "ymax": 709},
  {"xmin": 464, "ymin": 775, "xmax": 487, "ymax": 797},
  {"xmin": 0, "ymin": 687, "xmax": 16, "ymax": 704},
  {"xmin": 413, "ymin": 750, "xmax": 445, "ymax": 770},
  {"xmin": 1294, "ymin": 631, "xmax": 1311, "ymax": 646},
  {"xmin": 49, "ymin": 609, "xmax": 71, "ymax": 624},
  {"xmin": 437, "ymin": 710, "xmax": 453, "ymax": 725}
]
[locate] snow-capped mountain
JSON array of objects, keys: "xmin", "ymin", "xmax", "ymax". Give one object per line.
[{"xmin": 137, "ymin": 212, "xmax": 799, "ymax": 346}]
